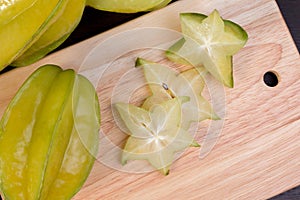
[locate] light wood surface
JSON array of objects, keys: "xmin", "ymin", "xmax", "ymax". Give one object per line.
[{"xmin": 0, "ymin": 0, "xmax": 299, "ymax": 199}]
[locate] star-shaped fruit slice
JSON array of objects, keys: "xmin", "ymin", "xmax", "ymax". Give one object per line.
[
  {"xmin": 166, "ymin": 10, "xmax": 248, "ymax": 87},
  {"xmin": 115, "ymin": 98, "xmax": 199, "ymax": 175},
  {"xmin": 136, "ymin": 58, "xmax": 219, "ymax": 129}
]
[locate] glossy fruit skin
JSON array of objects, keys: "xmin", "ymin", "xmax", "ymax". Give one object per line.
[
  {"xmin": 0, "ymin": 65, "xmax": 100, "ymax": 200},
  {"xmin": 0, "ymin": 0, "xmax": 172, "ymax": 71},
  {"xmin": 0, "ymin": 0, "xmax": 38, "ymax": 27},
  {"xmin": 0, "ymin": 0, "xmax": 68, "ymax": 71},
  {"xmin": 86, "ymin": 0, "xmax": 171, "ymax": 13},
  {"xmin": 12, "ymin": 0, "xmax": 86, "ymax": 67}
]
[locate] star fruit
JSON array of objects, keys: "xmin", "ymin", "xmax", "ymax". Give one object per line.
[
  {"xmin": 115, "ymin": 98, "xmax": 199, "ymax": 175},
  {"xmin": 136, "ymin": 58, "xmax": 219, "ymax": 130},
  {"xmin": 0, "ymin": 0, "xmax": 68, "ymax": 71},
  {"xmin": 166, "ymin": 9, "xmax": 248, "ymax": 87},
  {"xmin": 12, "ymin": 0, "xmax": 86, "ymax": 67},
  {"xmin": 86, "ymin": 0, "xmax": 172, "ymax": 13}
]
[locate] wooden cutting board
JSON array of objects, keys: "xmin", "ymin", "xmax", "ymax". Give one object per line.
[{"xmin": 0, "ymin": 0, "xmax": 299, "ymax": 199}]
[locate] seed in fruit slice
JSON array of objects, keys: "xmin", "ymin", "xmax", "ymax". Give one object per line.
[
  {"xmin": 86, "ymin": 0, "xmax": 170, "ymax": 13},
  {"xmin": 115, "ymin": 98, "xmax": 199, "ymax": 175},
  {"xmin": 166, "ymin": 10, "xmax": 248, "ymax": 87},
  {"xmin": 12, "ymin": 0, "xmax": 86, "ymax": 67},
  {"xmin": 136, "ymin": 58, "xmax": 219, "ymax": 129}
]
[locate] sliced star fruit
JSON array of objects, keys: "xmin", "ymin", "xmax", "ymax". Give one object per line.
[
  {"xmin": 12, "ymin": 0, "xmax": 86, "ymax": 67},
  {"xmin": 166, "ymin": 10, "xmax": 248, "ymax": 88},
  {"xmin": 115, "ymin": 98, "xmax": 199, "ymax": 175},
  {"xmin": 136, "ymin": 58, "xmax": 219, "ymax": 129},
  {"xmin": 86, "ymin": 0, "xmax": 171, "ymax": 13}
]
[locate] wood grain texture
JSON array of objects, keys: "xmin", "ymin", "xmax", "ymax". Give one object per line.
[{"xmin": 0, "ymin": 0, "xmax": 299, "ymax": 199}]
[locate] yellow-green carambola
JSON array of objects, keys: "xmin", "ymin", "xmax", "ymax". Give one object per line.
[
  {"xmin": 0, "ymin": 65, "xmax": 100, "ymax": 200},
  {"xmin": 12, "ymin": 0, "xmax": 86, "ymax": 67},
  {"xmin": 0, "ymin": 0, "xmax": 68, "ymax": 71}
]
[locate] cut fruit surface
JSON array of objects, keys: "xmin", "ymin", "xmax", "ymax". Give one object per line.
[
  {"xmin": 12, "ymin": 0, "xmax": 86, "ymax": 66},
  {"xmin": 0, "ymin": 0, "xmax": 67, "ymax": 71},
  {"xmin": 86, "ymin": 0, "xmax": 170, "ymax": 13},
  {"xmin": 166, "ymin": 37, "xmax": 198, "ymax": 66},
  {"xmin": 166, "ymin": 10, "xmax": 248, "ymax": 87},
  {"xmin": 137, "ymin": 58, "xmax": 218, "ymax": 129},
  {"xmin": 181, "ymin": 11, "xmax": 247, "ymax": 56},
  {"xmin": 115, "ymin": 98, "xmax": 199, "ymax": 175}
]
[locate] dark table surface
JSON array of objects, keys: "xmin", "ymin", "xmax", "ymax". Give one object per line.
[{"xmin": 1, "ymin": 0, "xmax": 299, "ymax": 199}]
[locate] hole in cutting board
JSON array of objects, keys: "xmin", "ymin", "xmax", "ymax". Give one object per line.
[{"xmin": 263, "ymin": 71, "xmax": 279, "ymax": 87}]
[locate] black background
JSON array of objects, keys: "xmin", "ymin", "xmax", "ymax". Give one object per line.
[{"xmin": 0, "ymin": 0, "xmax": 299, "ymax": 199}]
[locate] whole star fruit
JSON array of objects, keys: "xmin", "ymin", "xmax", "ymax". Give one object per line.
[{"xmin": 0, "ymin": 64, "xmax": 100, "ymax": 200}]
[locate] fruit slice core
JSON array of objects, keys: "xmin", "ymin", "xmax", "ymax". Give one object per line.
[
  {"xmin": 166, "ymin": 10, "xmax": 248, "ymax": 87},
  {"xmin": 137, "ymin": 58, "xmax": 218, "ymax": 129},
  {"xmin": 116, "ymin": 98, "xmax": 198, "ymax": 175}
]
